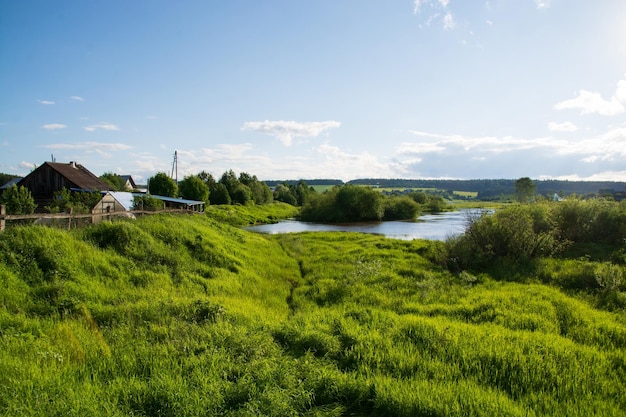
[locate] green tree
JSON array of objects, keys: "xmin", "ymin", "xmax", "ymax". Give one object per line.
[
  {"xmin": 219, "ymin": 170, "xmax": 240, "ymax": 197},
  {"xmin": 210, "ymin": 183, "xmax": 231, "ymax": 205},
  {"xmin": 197, "ymin": 170, "xmax": 217, "ymax": 190},
  {"xmin": 0, "ymin": 173, "xmax": 19, "ymax": 188},
  {"xmin": 46, "ymin": 188, "xmax": 101, "ymax": 214},
  {"xmin": 383, "ymin": 196, "xmax": 420, "ymax": 220},
  {"xmin": 335, "ymin": 185, "xmax": 384, "ymax": 221},
  {"xmin": 99, "ymin": 172, "xmax": 125, "ymax": 191},
  {"xmin": 301, "ymin": 185, "xmax": 383, "ymax": 222},
  {"xmin": 148, "ymin": 172, "xmax": 178, "ymax": 197},
  {"xmin": 274, "ymin": 184, "xmax": 297, "ymax": 205},
  {"xmin": 239, "ymin": 172, "xmax": 273, "ymax": 205},
  {"xmin": 178, "ymin": 175, "xmax": 210, "ymax": 203},
  {"xmin": 132, "ymin": 194, "xmax": 163, "ymax": 211},
  {"xmin": 515, "ymin": 177, "xmax": 536, "ymax": 203},
  {"xmin": 231, "ymin": 184, "xmax": 252, "ymax": 205},
  {"xmin": 0, "ymin": 184, "xmax": 36, "ymax": 214}
]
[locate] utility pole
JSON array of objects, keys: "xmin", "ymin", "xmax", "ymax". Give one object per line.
[{"xmin": 171, "ymin": 150, "xmax": 178, "ymax": 184}]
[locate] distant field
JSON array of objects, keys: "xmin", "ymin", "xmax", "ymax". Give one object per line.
[
  {"xmin": 310, "ymin": 184, "xmax": 336, "ymax": 192},
  {"xmin": 453, "ymin": 190, "xmax": 478, "ymax": 198}
]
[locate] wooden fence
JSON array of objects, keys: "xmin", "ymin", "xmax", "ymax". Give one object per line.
[{"xmin": 0, "ymin": 205, "xmax": 201, "ymax": 232}]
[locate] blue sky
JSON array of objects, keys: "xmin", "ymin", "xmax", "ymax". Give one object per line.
[{"xmin": 1, "ymin": 0, "xmax": 625, "ymax": 183}]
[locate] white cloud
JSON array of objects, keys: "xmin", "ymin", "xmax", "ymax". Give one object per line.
[
  {"xmin": 543, "ymin": 171, "xmax": 626, "ymax": 182},
  {"xmin": 241, "ymin": 120, "xmax": 341, "ymax": 146},
  {"xmin": 37, "ymin": 99, "xmax": 55, "ymax": 105},
  {"xmin": 555, "ymin": 90, "xmax": 625, "ymax": 116},
  {"xmin": 393, "ymin": 126, "xmax": 626, "ymax": 179},
  {"xmin": 406, "ymin": 130, "xmax": 554, "ymax": 153},
  {"xmin": 69, "ymin": 96, "xmax": 85, "ymax": 102},
  {"xmin": 548, "ymin": 121, "xmax": 577, "ymax": 132},
  {"xmin": 555, "ymin": 77, "xmax": 626, "ymax": 116},
  {"xmin": 42, "ymin": 123, "xmax": 67, "ymax": 130},
  {"xmin": 84, "ymin": 122, "xmax": 120, "ymax": 132}
]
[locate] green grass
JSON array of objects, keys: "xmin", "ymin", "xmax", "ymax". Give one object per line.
[{"xmin": 0, "ymin": 209, "xmax": 625, "ymax": 416}]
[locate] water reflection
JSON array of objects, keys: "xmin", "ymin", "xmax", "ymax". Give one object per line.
[{"xmin": 245, "ymin": 209, "xmax": 485, "ymax": 241}]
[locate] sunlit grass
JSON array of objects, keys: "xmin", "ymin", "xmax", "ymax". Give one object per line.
[{"xmin": 0, "ymin": 207, "xmax": 624, "ymax": 416}]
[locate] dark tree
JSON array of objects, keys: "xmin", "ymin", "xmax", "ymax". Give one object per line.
[
  {"xmin": 219, "ymin": 170, "xmax": 240, "ymax": 197},
  {"xmin": 210, "ymin": 183, "xmax": 231, "ymax": 205},
  {"xmin": 515, "ymin": 177, "xmax": 536, "ymax": 203},
  {"xmin": 274, "ymin": 184, "xmax": 297, "ymax": 205}
]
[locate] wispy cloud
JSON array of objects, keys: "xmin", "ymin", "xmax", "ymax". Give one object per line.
[
  {"xmin": 534, "ymin": 0, "xmax": 551, "ymax": 9},
  {"xmin": 241, "ymin": 120, "xmax": 341, "ymax": 146},
  {"xmin": 69, "ymin": 95, "xmax": 85, "ymax": 102},
  {"xmin": 45, "ymin": 142, "xmax": 132, "ymax": 151},
  {"xmin": 42, "ymin": 123, "xmax": 67, "ymax": 130},
  {"xmin": 413, "ymin": 0, "xmax": 455, "ymax": 30},
  {"xmin": 37, "ymin": 99, "xmax": 55, "ymax": 105},
  {"xmin": 555, "ymin": 77, "xmax": 626, "ymax": 116},
  {"xmin": 19, "ymin": 161, "xmax": 37, "ymax": 171},
  {"xmin": 548, "ymin": 121, "xmax": 577, "ymax": 132},
  {"xmin": 84, "ymin": 122, "xmax": 120, "ymax": 132},
  {"xmin": 443, "ymin": 12, "xmax": 455, "ymax": 30}
]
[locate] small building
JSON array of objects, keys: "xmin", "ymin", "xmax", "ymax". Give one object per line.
[
  {"xmin": 91, "ymin": 191, "xmax": 204, "ymax": 223},
  {"xmin": 17, "ymin": 161, "xmax": 113, "ymax": 206},
  {"xmin": 119, "ymin": 175, "xmax": 137, "ymax": 191},
  {"xmin": 92, "ymin": 191, "xmax": 136, "ymax": 223},
  {"xmin": 151, "ymin": 195, "xmax": 205, "ymax": 212}
]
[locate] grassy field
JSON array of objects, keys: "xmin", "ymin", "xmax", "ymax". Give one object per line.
[{"xmin": 0, "ymin": 205, "xmax": 625, "ymax": 416}]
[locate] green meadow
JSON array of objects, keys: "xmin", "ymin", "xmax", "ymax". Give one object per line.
[{"xmin": 1, "ymin": 203, "xmax": 625, "ymax": 416}]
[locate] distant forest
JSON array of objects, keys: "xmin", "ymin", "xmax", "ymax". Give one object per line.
[{"xmin": 265, "ymin": 178, "xmax": 626, "ymax": 200}]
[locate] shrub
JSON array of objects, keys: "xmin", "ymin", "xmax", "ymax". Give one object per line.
[
  {"xmin": 383, "ymin": 196, "xmax": 420, "ymax": 220},
  {"xmin": 446, "ymin": 205, "xmax": 559, "ymax": 270},
  {"xmin": 0, "ymin": 184, "xmax": 36, "ymax": 214}
]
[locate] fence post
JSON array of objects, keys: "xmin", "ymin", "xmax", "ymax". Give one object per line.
[
  {"xmin": 67, "ymin": 207, "xmax": 73, "ymax": 230},
  {"xmin": 0, "ymin": 205, "xmax": 5, "ymax": 232}
]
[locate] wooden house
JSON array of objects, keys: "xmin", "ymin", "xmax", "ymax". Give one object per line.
[{"xmin": 17, "ymin": 161, "xmax": 113, "ymax": 205}]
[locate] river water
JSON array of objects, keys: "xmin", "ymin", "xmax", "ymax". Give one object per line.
[{"xmin": 245, "ymin": 209, "xmax": 483, "ymax": 241}]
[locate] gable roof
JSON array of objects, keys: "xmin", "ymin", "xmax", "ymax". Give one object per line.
[
  {"xmin": 118, "ymin": 175, "xmax": 137, "ymax": 188},
  {"xmin": 38, "ymin": 161, "xmax": 112, "ymax": 191}
]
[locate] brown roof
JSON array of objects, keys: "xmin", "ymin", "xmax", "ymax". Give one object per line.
[{"xmin": 46, "ymin": 162, "xmax": 112, "ymax": 191}]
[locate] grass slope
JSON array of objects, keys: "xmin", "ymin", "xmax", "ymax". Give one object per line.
[{"xmin": 0, "ymin": 209, "xmax": 625, "ymax": 416}]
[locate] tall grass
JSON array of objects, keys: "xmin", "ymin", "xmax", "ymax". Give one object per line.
[{"xmin": 0, "ymin": 208, "xmax": 625, "ymax": 416}]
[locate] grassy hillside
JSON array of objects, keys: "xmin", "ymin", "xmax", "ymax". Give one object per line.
[{"xmin": 1, "ymin": 208, "xmax": 625, "ymax": 416}]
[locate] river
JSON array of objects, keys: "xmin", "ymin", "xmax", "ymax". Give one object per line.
[{"xmin": 245, "ymin": 209, "xmax": 484, "ymax": 241}]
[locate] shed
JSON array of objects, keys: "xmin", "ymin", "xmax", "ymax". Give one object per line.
[{"xmin": 91, "ymin": 191, "xmax": 136, "ymax": 223}]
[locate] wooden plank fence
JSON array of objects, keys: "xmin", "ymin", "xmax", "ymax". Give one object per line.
[{"xmin": 0, "ymin": 204, "xmax": 201, "ymax": 232}]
